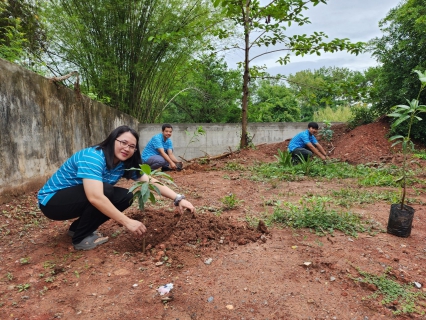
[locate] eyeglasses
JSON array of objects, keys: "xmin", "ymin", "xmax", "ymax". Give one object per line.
[{"xmin": 116, "ymin": 139, "xmax": 137, "ymax": 151}]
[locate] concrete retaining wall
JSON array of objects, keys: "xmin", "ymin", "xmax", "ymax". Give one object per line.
[{"xmin": 0, "ymin": 58, "xmax": 315, "ymax": 203}]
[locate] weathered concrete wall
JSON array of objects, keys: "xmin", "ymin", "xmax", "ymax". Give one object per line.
[
  {"xmin": 0, "ymin": 58, "xmax": 139, "ymax": 202},
  {"xmin": 159, "ymin": 122, "xmax": 307, "ymax": 161},
  {"xmin": 0, "ymin": 58, "xmax": 315, "ymax": 203}
]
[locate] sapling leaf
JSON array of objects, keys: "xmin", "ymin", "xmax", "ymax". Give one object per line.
[
  {"xmin": 391, "ymin": 140, "xmax": 402, "ymax": 148},
  {"xmin": 388, "ymin": 112, "xmax": 401, "ymax": 118},
  {"xmin": 389, "ymin": 135, "xmax": 404, "ymax": 141},
  {"xmin": 413, "ymin": 70, "xmax": 426, "ymax": 83},
  {"xmin": 149, "ymin": 192, "xmax": 156, "ymax": 204},
  {"xmin": 392, "ymin": 115, "xmax": 410, "ymax": 128}
]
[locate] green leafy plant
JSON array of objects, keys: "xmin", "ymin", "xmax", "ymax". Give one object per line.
[
  {"xmin": 129, "ymin": 164, "xmax": 175, "ymax": 210},
  {"xmin": 16, "ymin": 283, "xmax": 30, "ymax": 292},
  {"xmin": 274, "ymin": 149, "xmax": 292, "ymax": 167},
  {"xmin": 388, "ymin": 70, "xmax": 426, "ymax": 209},
  {"xmin": 221, "ymin": 193, "xmax": 243, "ymax": 209},
  {"xmin": 318, "ymin": 120, "xmax": 333, "ymax": 142},
  {"xmin": 295, "ymin": 154, "xmax": 316, "ymax": 175},
  {"xmin": 183, "ymin": 126, "xmax": 206, "ymax": 159}
]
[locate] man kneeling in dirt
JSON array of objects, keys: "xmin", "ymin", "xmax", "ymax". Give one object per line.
[
  {"xmin": 142, "ymin": 123, "xmax": 183, "ymax": 171},
  {"xmin": 288, "ymin": 122, "xmax": 329, "ymax": 164}
]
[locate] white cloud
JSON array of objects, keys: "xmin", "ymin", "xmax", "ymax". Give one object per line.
[{"xmin": 224, "ymin": 0, "xmax": 402, "ymax": 76}]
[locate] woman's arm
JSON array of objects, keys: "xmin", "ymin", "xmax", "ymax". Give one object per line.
[
  {"xmin": 82, "ymin": 179, "xmax": 147, "ymax": 235},
  {"xmin": 137, "ymin": 174, "xmax": 195, "ymax": 213}
]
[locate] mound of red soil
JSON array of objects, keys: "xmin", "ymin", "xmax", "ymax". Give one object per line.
[{"xmin": 329, "ymin": 118, "xmax": 398, "ymax": 165}]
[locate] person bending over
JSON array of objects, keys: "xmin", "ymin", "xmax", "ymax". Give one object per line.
[
  {"xmin": 288, "ymin": 122, "xmax": 329, "ymax": 164},
  {"xmin": 142, "ymin": 123, "xmax": 182, "ymax": 171},
  {"xmin": 38, "ymin": 125, "xmax": 194, "ymax": 250}
]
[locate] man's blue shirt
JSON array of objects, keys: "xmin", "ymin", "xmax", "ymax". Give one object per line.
[
  {"xmin": 288, "ymin": 130, "xmax": 318, "ymax": 152},
  {"xmin": 38, "ymin": 147, "xmax": 136, "ymax": 206},
  {"xmin": 142, "ymin": 133, "xmax": 173, "ymax": 162}
]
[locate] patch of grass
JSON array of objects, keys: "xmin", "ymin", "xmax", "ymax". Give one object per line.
[
  {"xmin": 221, "ymin": 193, "xmax": 243, "ymax": 210},
  {"xmin": 329, "ymin": 188, "xmax": 400, "ymax": 208},
  {"xmin": 351, "ymin": 267, "xmax": 426, "ymax": 316},
  {"xmin": 413, "ymin": 150, "xmax": 426, "ymax": 160},
  {"xmin": 358, "ymin": 169, "xmax": 399, "ymax": 187},
  {"xmin": 224, "ymin": 162, "xmax": 245, "ymax": 171},
  {"xmin": 266, "ymin": 196, "xmax": 373, "ymax": 237}
]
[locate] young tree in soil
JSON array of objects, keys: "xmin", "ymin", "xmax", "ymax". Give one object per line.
[
  {"xmin": 387, "ymin": 70, "xmax": 426, "ymax": 237},
  {"xmin": 211, "ymin": 0, "xmax": 364, "ymax": 148}
]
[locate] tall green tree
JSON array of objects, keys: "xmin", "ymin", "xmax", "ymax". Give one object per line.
[
  {"xmin": 0, "ymin": 0, "xmax": 46, "ymax": 64},
  {"xmin": 369, "ymin": 0, "xmax": 426, "ymax": 143},
  {"xmin": 370, "ymin": 0, "xmax": 426, "ymax": 114},
  {"xmin": 42, "ymin": 0, "xmax": 221, "ymax": 122},
  {"xmin": 212, "ymin": 0, "xmax": 364, "ymax": 148},
  {"xmin": 159, "ymin": 55, "xmax": 242, "ymax": 123},
  {"xmin": 249, "ymin": 79, "xmax": 300, "ymax": 122}
]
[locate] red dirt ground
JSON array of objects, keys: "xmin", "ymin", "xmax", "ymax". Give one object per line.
[{"xmin": 1, "ymin": 119, "xmax": 426, "ymax": 320}]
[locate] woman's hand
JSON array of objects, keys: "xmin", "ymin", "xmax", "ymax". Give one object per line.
[
  {"xmin": 177, "ymin": 199, "xmax": 195, "ymax": 214},
  {"xmin": 125, "ymin": 219, "xmax": 147, "ymax": 236}
]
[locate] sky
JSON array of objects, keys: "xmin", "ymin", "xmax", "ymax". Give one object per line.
[{"xmin": 224, "ymin": 0, "xmax": 403, "ymax": 76}]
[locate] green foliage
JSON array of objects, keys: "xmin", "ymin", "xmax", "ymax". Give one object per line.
[
  {"xmin": 267, "ymin": 196, "xmax": 371, "ymax": 237},
  {"xmin": 221, "ymin": 193, "xmax": 243, "ymax": 209},
  {"xmin": 161, "ymin": 55, "xmax": 242, "ymax": 123},
  {"xmin": 0, "ymin": 4, "xmax": 25, "ymax": 61},
  {"xmin": 318, "ymin": 120, "xmax": 333, "ymax": 143},
  {"xmin": 370, "ymin": 0, "xmax": 426, "ymax": 118},
  {"xmin": 287, "ymin": 67, "xmax": 373, "ymax": 121},
  {"xmin": 388, "ymin": 69, "xmax": 426, "ymax": 207},
  {"xmin": 42, "ymin": 0, "xmax": 221, "ymax": 122},
  {"xmin": 274, "ymin": 149, "xmax": 292, "ymax": 167},
  {"xmin": 295, "ymin": 154, "xmax": 316, "ymax": 175},
  {"xmin": 0, "ymin": 0, "xmax": 46, "ymax": 64},
  {"xmin": 16, "ymin": 283, "xmax": 30, "ymax": 292},
  {"xmin": 313, "ymin": 106, "xmax": 352, "ymax": 122},
  {"xmin": 128, "ymin": 164, "xmax": 175, "ymax": 211},
  {"xmin": 347, "ymin": 105, "xmax": 378, "ymax": 129},
  {"xmin": 414, "ymin": 150, "xmax": 426, "ymax": 160},
  {"xmin": 352, "ymin": 267, "xmax": 426, "ymax": 315},
  {"xmin": 249, "ymin": 79, "xmax": 300, "ymax": 122}
]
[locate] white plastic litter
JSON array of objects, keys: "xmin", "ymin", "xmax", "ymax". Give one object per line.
[{"xmin": 157, "ymin": 283, "xmax": 174, "ymax": 295}]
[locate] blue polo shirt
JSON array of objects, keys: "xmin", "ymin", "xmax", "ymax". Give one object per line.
[
  {"xmin": 38, "ymin": 147, "xmax": 136, "ymax": 206},
  {"xmin": 142, "ymin": 133, "xmax": 173, "ymax": 162},
  {"xmin": 288, "ymin": 130, "xmax": 318, "ymax": 152}
]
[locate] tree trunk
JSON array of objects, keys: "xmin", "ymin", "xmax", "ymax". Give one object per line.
[{"xmin": 240, "ymin": 1, "xmax": 251, "ymax": 148}]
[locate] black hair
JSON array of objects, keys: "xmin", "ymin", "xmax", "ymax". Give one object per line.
[
  {"xmin": 162, "ymin": 123, "xmax": 173, "ymax": 131},
  {"xmin": 95, "ymin": 125, "xmax": 142, "ymax": 179},
  {"xmin": 308, "ymin": 122, "xmax": 319, "ymax": 130}
]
